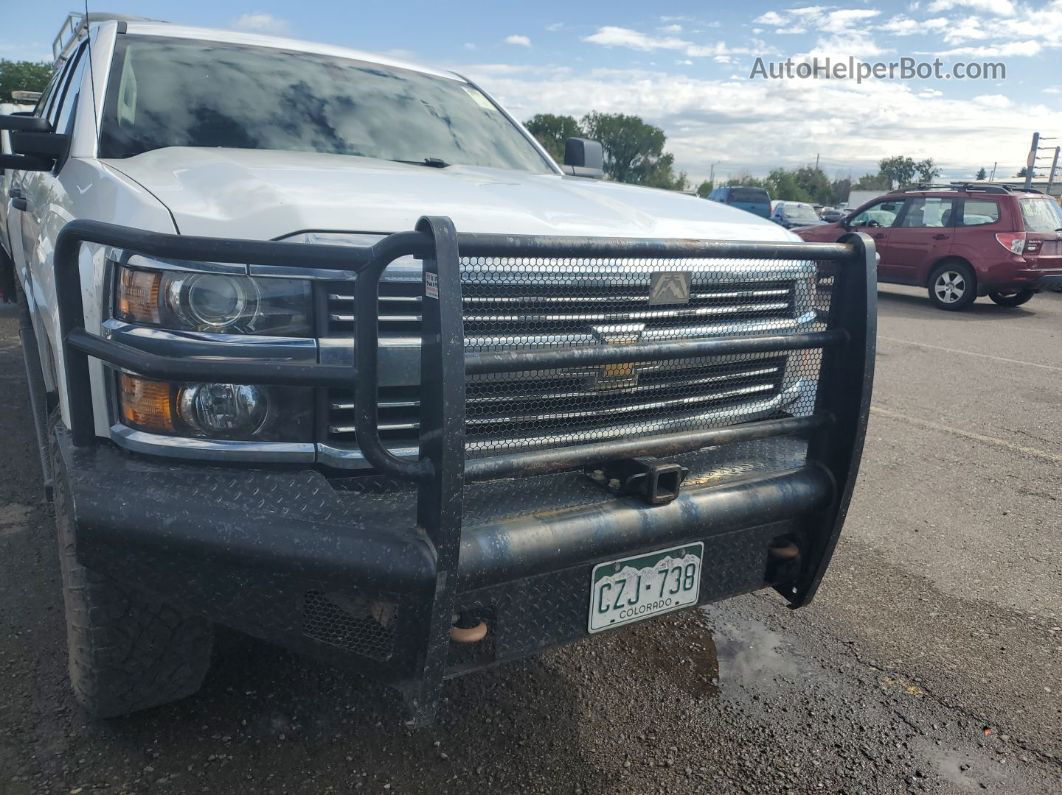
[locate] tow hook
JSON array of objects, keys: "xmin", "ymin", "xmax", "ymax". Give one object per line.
[
  {"xmin": 585, "ymin": 458, "xmax": 689, "ymax": 505},
  {"xmin": 449, "ymin": 612, "xmax": 488, "ymax": 644}
]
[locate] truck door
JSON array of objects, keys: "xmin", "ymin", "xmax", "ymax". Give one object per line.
[
  {"xmin": 19, "ymin": 44, "xmax": 86, "ymax": 300},
  {"xmin": 885, "ymin": 196, "xmax": 958, "ymax": 285}
]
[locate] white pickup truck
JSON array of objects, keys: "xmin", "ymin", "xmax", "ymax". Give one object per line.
[{"xmin": 0, "ymin": 13, "xmax": 875, "ymax": 726}]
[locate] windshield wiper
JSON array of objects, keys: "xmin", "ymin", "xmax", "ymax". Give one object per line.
[{"xmin": 390, "ymin": 157, "xmax": 450, "ymax": 169}]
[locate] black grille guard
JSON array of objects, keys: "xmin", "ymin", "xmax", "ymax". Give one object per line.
[{"xmin": 53, "ymin": 217, "xmax": 876, "ymax": 725}]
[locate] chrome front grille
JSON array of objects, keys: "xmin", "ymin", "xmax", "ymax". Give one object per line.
[
  {"xmin": 326, "ymin": 278, "xmax": 797, "ymax": 341},
  {"xmin": 321, "ymin": 257, "xmax": 820, "ymax": 464},
  {"xmin": 326, "ymin": 355, "xmax": 789, "ymax": 455}
]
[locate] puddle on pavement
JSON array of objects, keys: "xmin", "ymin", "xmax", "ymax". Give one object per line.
[
  {"xmin": 607, "ymin": 602, "xmax": 798, "ymax": 696},
  {"xmin": 913, "ymin": 737, "xmax": 1012, "ymax": 793},
  {"xmin": 619, "ymin": 605, "xmax": 803, "ymax": 699},
  {"xmin": 0, "ymin": 503, "xmax": 34, "ymax": 537},
  {"xmin": 701, "ymin": 605, "xmax": 800, "ymax": 694}
]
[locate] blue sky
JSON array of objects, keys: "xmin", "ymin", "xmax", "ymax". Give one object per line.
[{"xmin": 3, "ymin": 1, "xmax": 1061, "ymax": 183}]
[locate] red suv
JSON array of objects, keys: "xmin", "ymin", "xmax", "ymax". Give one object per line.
[{"xmin": 795, "ymin": 185, "xmax": 1062, "ymax": 310}]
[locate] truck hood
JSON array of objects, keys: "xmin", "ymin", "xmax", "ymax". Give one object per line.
[{"xmin": 103, "ymin": 148, "xmax": 797, "ymax": 243}]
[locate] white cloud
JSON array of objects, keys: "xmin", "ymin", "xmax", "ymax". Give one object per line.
[
  {"xmin": 941, "ymin": 15, "xmax": 994, "ymax": 43},
  {"xmin": 754, "ymin": 11, "xmax": 787, "ymax": 25},
  {"xmin": 935, "ymin": 39, "xmax": 1043, "ymax": 56},
  {"xmin": 464, "ymin": 42, "xmax": 477, "ymax": 51},
  {"xmin": 232, "ymin": 12, "xmax": 290, "ymax": 34},
  {"xmin": 545, "ymin": 22, "xmax": 564, "ymax": 32},
  {"xmin": 659, "ymin": 24, "xmax": 684, "ymax": 33},
  {"xmin": 881, "ymin": 16, "xmax": 950, "ymax": 35},
  {"xmin": 583, "ymin": 26, "xmax": 766, "ymax": 59},
  {"xmin": 504, "ymin": 34, "xmax": 532, "ymax": 47},
  {"xmin": 748, "ymin": 6, "xmax": 890, "ymax": 55},
  {"xmin": 911, "ymin": 0, "xmax": 1062, "ymax": 55},
  {"xmin": 819, "ymin": 8, "xmax": 882, "ymax": 31},
  {"xmin": 927, "ymin": 0, "xmax": 1015, "ymax": 14},
  {"xmin": 584, "ymin": 26, "xmax": 689, "ymax": 51},
  {"xmin": 972, "ymin": 93, "xmax": 1012, "ymax": 107}
]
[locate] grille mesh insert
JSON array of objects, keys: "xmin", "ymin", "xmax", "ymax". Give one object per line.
[
  {"xmin": 324, "ymin": 255, "xmax": 833, "ymax": 460},
  {"xmin": 301, "ymin": 591, "xmax": 399, "ymax": 661}
]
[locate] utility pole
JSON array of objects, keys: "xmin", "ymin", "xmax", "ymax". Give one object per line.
[
  {"xmin": 1025, "ymin": 132, "xmax": 1039, "ymax": 191},
  {"xmin": 1048, "ymin": 146, "xmax": 1061, "ymax": 197},
  {"xmin": 815, "ymin": 153, "xmax": 820, "ymax": 170},
  {"xmin": 989, "ymin": 161, "xmax": 997, "ymax": 181},
  {"xmin": 708, "ymin": 162, "xmax": 716, "ymax": 185}
]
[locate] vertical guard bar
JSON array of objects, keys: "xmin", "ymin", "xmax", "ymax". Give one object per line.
[
  {"xmin": 791, "ymin": 232, "xmax": 877, "ymax": 605},
  {"xmin": 402, "ymin": 216, "xmax": 467, "ymax": 726},
  {"xmin": 354, "ymin": 243, "xmax": 433, "ymax": 481}
]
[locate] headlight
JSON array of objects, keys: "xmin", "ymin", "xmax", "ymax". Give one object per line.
[
  {"xmin": 168, "ymin": 273, "xmax": 259, "ymax": 332},
  {"xmin": 118, "ymin": 373, "xmax": 312, "ymax": 442},
  {"xmin": 115, "ymin": 264, "xmax": 312, "ymax": 336}
]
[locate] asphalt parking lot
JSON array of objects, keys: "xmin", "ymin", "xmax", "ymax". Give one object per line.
[{"xmin": 1, "ymin": 286, "xmax": 1060, "ymax": 794}]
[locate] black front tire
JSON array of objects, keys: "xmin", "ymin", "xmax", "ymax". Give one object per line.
[
  {"xmin": 50, "ymin": 423, "xmax": 214, "ymax": 718},
  {"xmin": 988, "ymin": 288, "xmax": 1035, "ymax": 307},
  {"xmin": 927, "ymin": 262, "xmax": 977, "ymax": 311}
]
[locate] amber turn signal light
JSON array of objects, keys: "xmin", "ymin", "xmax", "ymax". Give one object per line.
[
  {"xmin": 118, "ymin": 373, "xmax": 176, "ymax": 434},
  {"xmin": 115, "ymin": 267, "xmax": 162, "ymax": 324}
]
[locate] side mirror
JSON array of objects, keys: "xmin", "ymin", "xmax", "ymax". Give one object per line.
[
  {"xmin": 562, "ymin": 137, "xmax": 605, "ymax": 179},
  {"xmin": 0, "ymin": 115, "xmax": 66, "ymax": 172},
  {"xmin": 0, "ymin": 114, "xmax": 52, "ymax": 132}
]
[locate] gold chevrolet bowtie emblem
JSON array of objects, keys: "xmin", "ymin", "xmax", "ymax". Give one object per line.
[{"xmin": 590, "ymin": 324, "xmax": 646, "ymax": 390}]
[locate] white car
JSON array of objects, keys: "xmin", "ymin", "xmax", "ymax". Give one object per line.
[{"xmin": 0, "ymin": 13, "xmax": 874, "ymax": 724}]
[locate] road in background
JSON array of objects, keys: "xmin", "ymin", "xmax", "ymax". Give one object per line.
[{"xmin": 1, "ymin": 287, "xmax": 1060, "ymax": 794}]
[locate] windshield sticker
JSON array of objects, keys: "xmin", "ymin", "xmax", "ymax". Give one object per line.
[{"xmin": 425, "ymin": 271, "xmax": 439, "ymax": 299}]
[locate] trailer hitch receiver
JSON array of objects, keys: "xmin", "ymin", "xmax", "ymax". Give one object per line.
[{"xmin": 588, "ymin": 458, "xmax": 689, "ymax": 505}]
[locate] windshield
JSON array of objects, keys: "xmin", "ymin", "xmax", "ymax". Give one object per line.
[
  {"xmin": 785, "ymin": 204, "xmax": 820, "ymax": 223},
  {"xmin": 1019, "ymin": 198, "xmax": 1062, "ymax": 233},
  {"xmin": 730, "ymin": 188, "xmax": 769, "ymax": 204},
  {"xmin": 99, "ymin": 36, "xmax": 552, "ymax": 173}
]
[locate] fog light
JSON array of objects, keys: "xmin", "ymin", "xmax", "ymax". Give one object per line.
[{"xmin": 177, "ymin": 383, "xmax": 268, "ymax": 437}]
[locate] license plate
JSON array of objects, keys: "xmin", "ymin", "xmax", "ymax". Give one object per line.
[{"xmin": 588, "ymin": 542, "xmax": 703, "ymax": 633}]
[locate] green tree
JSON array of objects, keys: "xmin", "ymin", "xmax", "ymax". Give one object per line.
[
  {"xmin": 765, "ymin": 168, "xmax": 813, "ymax": 202},
  {"xmin": 725, "ymin": 173, "xmax": 767, "ymax": 189},
  {"xmin": 1016, "ymin": 166, "xmax": 1031, "ymax": 177},
  {"xmin": 581, "ymin": 112, "xmax": 686, "ymax": 190},
  {"xmin": 793, "ymin": 166, "xmax": 833, "ymax": 205},
  {"xmin": 975, "ymin": 167, "xmax": 987, "ymax": 181},
  {"xmin": 853, "ymin": 172, "xmax": 891, "ymax": 190},
  {"xmin": 915, "ymin": 158, "xmax": 941, "ymax": 185},
  {"xmin": 0, "ymin": 60, "xmax": 51, "ymax": 104},
  {"xmin": 524, "ymin": 113, "xmax": 583, "ymax": 162},
  {"xmin": 830, "ymin": 176, "xmax": 852, "ymax": 206},
  {"xmin": 878, "ymin": 156, "xmax": 918, "ymax": 188},
  {"xmin": 695, "ymin": 179, "xmax": 714, "ymax": 198},
  {"xmin": 642, "ymin": 152, "xmax": 688, "ymax": 191}
]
